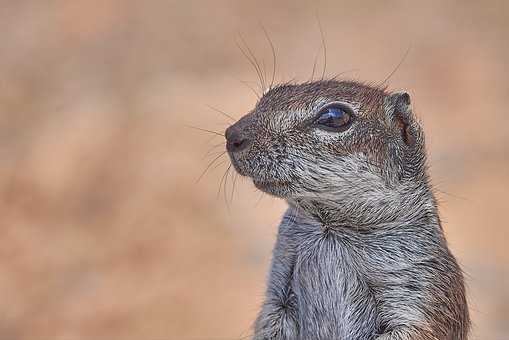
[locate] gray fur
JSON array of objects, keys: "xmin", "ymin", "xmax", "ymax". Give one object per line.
[{"xmin": 225, "ymin": 80, "xmax": 470, "ymax": 340}]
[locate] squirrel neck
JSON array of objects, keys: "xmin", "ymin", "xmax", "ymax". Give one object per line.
[{"xmin": 287, "ymin": 179, "xmax": 439, "ymax": 231}]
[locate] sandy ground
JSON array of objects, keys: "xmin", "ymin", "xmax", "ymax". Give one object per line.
[{"xmin": 0, "ymin": 1, "xmax": 508, "ymax": 339}]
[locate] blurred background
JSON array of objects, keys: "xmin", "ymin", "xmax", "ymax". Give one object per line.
[{"xmin": 1, "ymin": 1, "xmax": 508, "ymax": 339}]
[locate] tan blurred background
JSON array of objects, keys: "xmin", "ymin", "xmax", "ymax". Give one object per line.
[{"xmin": 1, "ymin": 1, "xmax": 508, "ymax": 339}]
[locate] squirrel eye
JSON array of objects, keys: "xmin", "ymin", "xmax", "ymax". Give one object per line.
[{"xmin": 315, "ymin": 105, "xmax": 352, "ymax": 131}]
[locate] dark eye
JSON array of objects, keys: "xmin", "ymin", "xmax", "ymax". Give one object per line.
[{"xmin": 315, "ymin": 104, "xmax": 353, "ymax": 131}]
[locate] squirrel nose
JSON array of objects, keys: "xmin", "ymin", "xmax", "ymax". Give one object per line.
[{"xmin": 225, "ymin": 125, "xmax": 250, "ymax": 153}]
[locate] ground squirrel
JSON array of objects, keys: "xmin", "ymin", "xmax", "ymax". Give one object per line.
[{"xmin": 225, "ymin": 80, "xmax": 470, "ymax": 340}]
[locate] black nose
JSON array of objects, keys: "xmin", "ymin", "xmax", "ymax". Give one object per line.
[{"xmin": 225, "ymin": 125, "xmax": 250, "ymax": 153}]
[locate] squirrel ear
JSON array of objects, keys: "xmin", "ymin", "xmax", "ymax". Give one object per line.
[{"xmin": 386, "ymin": 91, "xmax": 415, "ymax": 146}]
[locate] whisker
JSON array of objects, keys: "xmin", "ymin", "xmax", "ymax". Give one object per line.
[
  {"xmin": 316, "ymin": 12, "xmax": 328, "ymax": 80},
  {"xmin": 380, "ymin": 45, "xmax": 411, "ymax": 85},
  {"xmin": 196, "ymin": 151, "xmax": 226, "ymax": 183},
  {"xmin": 204, "ymin": 140, "xmax": 226, "ymax": 150},
  {"xmin": 212, "ymin": 159, "xmax": 228, "ymax": 171},
  {"xmin": 203, "ymin": 149, "xmax": 226, "ymax": 160},
  {"xmin": 211, "ymin": 141, "xmax": 227, "ymax": 148},
  {"xmin": 261, "ymin": 59, "xmax": 267, "ymax": 92},
  {"xmin": 218, "ymin": 164, "xmax": 228, "ymax": 197},
  {"xmin": 433, "ymin": 187, "xmax": 468, "ymax": 201},
  {"xmin": 203, "ymin": 142, "xmax": 226, "ymax": 158},
  {"xmin": 223, "ymin": 164, "xmax": 232, "ymax": 210},
  {"xmin": 255, "ymin": 190, "xmax": 265, "ymax": 207},
  {"xmin": 203, "ymin": 132, "xmax": 219, "ymax": 145},
  {"xmin": 230, "ymin": 171, "xmax": 238, "ymax": 204},
  {"xmin": 237, "ymin": 33, "xmax": 266, "ymax": 92},
  {"xmin": 240, "ymin": 79, "xmax": 260, "ymax": 85},
  {"xmin": 185, "ymin": 125, "xmax": 224, "ymax": 137},
  {"xmin": 206, "ymin": 104, "xmax": 236, "ymax": 122},
  {"xmin": 236, "ymin": 38, "xmax": 264, "ymax": 93},
  {"xmin": 310, "ymin": 47, "xmax": 321, "ymax": 81},
  {"xmin": 261, "ymin": 24, "xmax": 277, "ymax": 90},
  {"xmin": 328, "ymin": 68, "xmax": 360, "ymax": 80},
  {"xmin": 240, "ymin": 79, "xmax": 261, "ymax": 99},
  {"xmin": 218, "ymin": 164, "xmax": 232, "ymax": 212}
]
